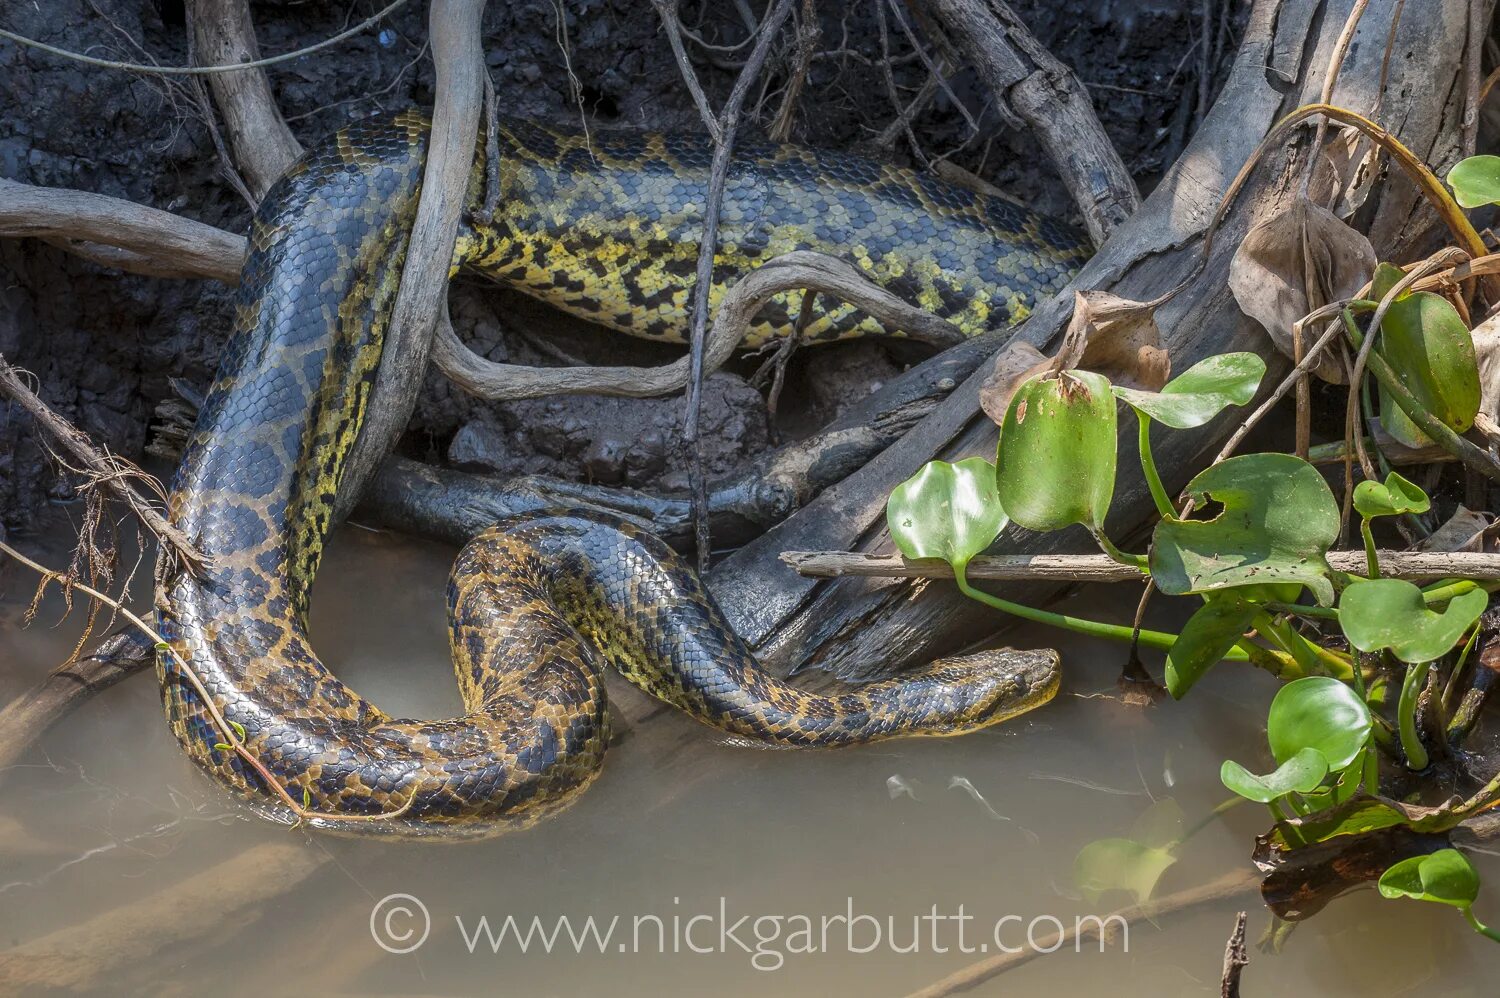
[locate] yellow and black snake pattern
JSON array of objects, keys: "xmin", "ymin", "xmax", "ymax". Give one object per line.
[{"xmin": 154, "ymin": 110, "xmax": 1076, "ymax": 835}]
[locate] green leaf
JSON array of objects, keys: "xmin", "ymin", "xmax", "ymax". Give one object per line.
[
  {"xmin": 229, "ymin": 719, "xmax": 247, "ymax": 742},
  {"xmin": 1150, "ymin": 454, "xmax": 1340, "ymax": 605},
  {"xmin": 1370, "ymin": 262, "xmax": 1407, "ymax": 303},
  {"xmin": 1073, "ymin": 838, "xmax": 1178, "ymax": 905},
  {"xmin": 1339, "ymin": 579, "xmax": 1488, "ymax": 664},
  {"xmin": 212, "ymin": 743, "xmax": 233, "ymax": 753},
  {"xmin": 1111, "ymin": 352, "xmax": 1266, "ymax": 429},
  {"xmin": 1220, "ymin": 747, "xmax": 1330, "ymax": 803},
  {"xmin": 1379, "ymin": 385, "xmax": 1434, "ymax": 450},
  {"xmin": 995, "ymin": 371, "xmax": 1117, "ymax": 534},
  {"xmin": 1379, "ymin": 849, "xmax": 1481, "ymax": 908},
  {"xmin": 1377, "ymin": 291, "xmax": 1480, "ymax": 434},
  {"xmin": 1266, "ymin": 676, "xmax": 1373, "ymax": 772},
  {"xmin": 1448, "ymin": 155, "xmax": 1500, "ymax": 209},
  {"xmin": 887, "ymin": 458, "xmax": 1007, "ymax": 572},
  {"xmin": 1352, "ymin": 471, "xmax": 1431, "ymax": 519},
  {"xmin": 1165, "ymin": 593, "xmax": 1259, "ymax": 699}
]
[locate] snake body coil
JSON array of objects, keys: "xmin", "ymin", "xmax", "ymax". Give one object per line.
[{"xmin": 155, "ymin": 111, "xmax": 1075, "ymax": 835}]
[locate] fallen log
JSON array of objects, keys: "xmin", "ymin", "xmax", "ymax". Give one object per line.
[{"xmin": 713, "ymin": 0, "xmax": 1492, "ymax": 682}]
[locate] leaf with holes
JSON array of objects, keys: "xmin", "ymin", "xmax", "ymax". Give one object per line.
[{"xmin": 1150, "ymin": 454, "xmax": 1340, "ymax": 605}]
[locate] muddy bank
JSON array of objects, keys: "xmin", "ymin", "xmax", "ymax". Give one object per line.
[{"xmin": 0, "ymin": 0, "xmax": 1235, "ymax": 533}]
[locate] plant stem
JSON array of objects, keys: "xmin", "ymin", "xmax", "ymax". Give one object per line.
[
  {"xmin": 1137, "ymin": 414, "xmax": 1175, "ymax": 520},
  {"xmin": 1090, "ymin": 530, "xmax": 1149, "ymax": 571},
  {"xmin": 953, "ymin": 566, "xmax": 1250, "ymax": 660},
  {"xmin": 1360, "ymin": 516, "xmax": 1380, "ymax": 578},
  {"xmin": 1398, "ymin": 660, "xmax": 1433, "ymax": 770},
  {"xmin": 1462, "ymin": 907, "xmax": 1500, "ymax": 943}
]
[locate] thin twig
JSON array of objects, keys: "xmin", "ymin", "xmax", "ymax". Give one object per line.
[{"xmin": 657, "ymin": 0, "xmax": 798, "ymax": 573}]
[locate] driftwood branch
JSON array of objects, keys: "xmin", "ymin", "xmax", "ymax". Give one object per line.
[
  {"xmin": 781, "ymin": 549, "xmax": 1500, "ymax": 582},
  {"xmin": 186, "ymin": 0, "xmax": 304, "ymax": 200},
  {"xmin": 336, "ymin": 0, "xmax": 489, "ymax": 521},
  {"xmin": 905, "ymin": 870, "xmax": 1258, "ymax": 998},
  {"xmin": 0, "ymin": 631, "xmax": 152, "ymax": 776},
  {"xmin": 917, "ymin": 0, "xmax": 1140, "ymax": 245},
  {"xmin": 0, "ymin": 842, "xmax": 327, "ymax": 991}
]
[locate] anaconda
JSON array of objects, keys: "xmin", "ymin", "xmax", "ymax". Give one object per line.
[{"xmin": 154, "ymin": 110, "xmax": 1077, "ymax": 836}]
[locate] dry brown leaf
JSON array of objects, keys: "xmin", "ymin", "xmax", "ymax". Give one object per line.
[
  {"xmin": 979, "ymin": 291, "xmax": 1169, "ymax": 425},
  {"xmin": 1228, "ymin": 198, "xmax": 1376, "ymax": 384},
  {"xmin": 979, "ymin": 340, "xmax": 1048, "ymax": 426},
  {"xmin": 1414, "ymin": 506, "xmax": 1496, "ymax": 554},
  {"xmin": 1307, "ymin": 125, "xmax": 1379, "ymax": 220},
  {"xmin": 1471, "ymin": 311, "xmax": 1500, "ymax": 422}
]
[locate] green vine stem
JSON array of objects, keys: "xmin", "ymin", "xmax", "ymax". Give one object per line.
[
  {"xmin": 953, "ymin": 564, "xmax": 1251, "ymax": 661},
  {"xmin": 1398, "ymin": 660, "xmax": 1433, "ymax": 771},
  {"xmin": 1137, "ymin": 414, "xmax": 1176, "ymax": 520}
]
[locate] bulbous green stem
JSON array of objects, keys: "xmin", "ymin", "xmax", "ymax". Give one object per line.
[
  {"xmin": 1398, "ymin": 661, "xmax": 1432, "ymax": 771},
  {"xmin": 1360, "ymin": 516, "xmax": 1380, "ymax": 578},
  {"xmin": 1462, "ymin": 907, "xmax": 1500, "ymax": 943},
  {"xmin": 1137, "ymin": 414, "xmax": 1176, "ymax": 520}
]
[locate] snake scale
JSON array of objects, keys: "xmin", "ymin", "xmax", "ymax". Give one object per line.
[{"xmin": 155, "ymin": 110, "xmax": 1081, "ymax": 836}]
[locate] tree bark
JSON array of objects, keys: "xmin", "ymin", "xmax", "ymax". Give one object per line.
[{"xmin": 713, "ymin": 0, "xmax": 1490, "ymax": 683}]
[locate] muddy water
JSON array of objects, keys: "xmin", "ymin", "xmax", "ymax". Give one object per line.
[{"xmin": 2, "ymin": 519, "xmax": 1496, "ymax": 995}]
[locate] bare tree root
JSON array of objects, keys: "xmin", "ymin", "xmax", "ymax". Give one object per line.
[
  {"xmin": 0, "ymin": 177, "xmax": 245, "ymax": 281},
  {"xmin": 0, "ymin": 630, "xmax": 152, "ymax": 776},
  {"xmin": 186, "ymin": 0, "xmax": 304, "ymax": 200},
  {"xmin": 432, "ymin": 251, "xmax": 966, "ymax": 400},
  {"xmin": 0, "ymin": 842, "xmax": 327, "ymax": 991},
  {"xmin": 0, "ymin": 356, "xmax": 201, "ymax": 575},
  {"xmin": 917, "ymin": 0, "xmax": 1141, "ymax": 246}
]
